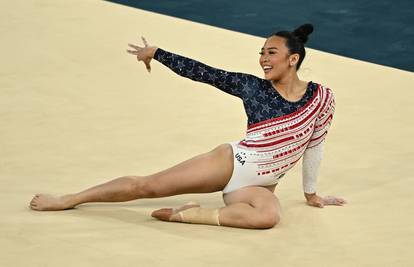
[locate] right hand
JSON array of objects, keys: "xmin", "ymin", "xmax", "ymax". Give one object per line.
[
  {"xmin": 127, "ymin": 36, "xmax": 157, "ymax": 73},
  {"xmin": 305, "ymin": 193, "xmax": 347, "ymax": 208}
]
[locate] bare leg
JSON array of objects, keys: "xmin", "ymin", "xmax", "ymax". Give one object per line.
[
  {"xmin": 30, "ymin": 145, "xmax": 280, "ymax": 230},
  {"xmin": 218, "ymin": 203, "xmax": 270, "ymax": 229},
  {"xmin": 30, "ymin": 144, "xmax": 234, "ymax": 211},
  {"xmin": 30, "ymin": 176, "xmax": 147, "ymax": 211},
  {"xmin": 152, "ymin": 201, "xmax": 267, "ymax": 229},
  {"xmin": 151, "ymin": 186, "xmax": 281, "ymax": 229}
]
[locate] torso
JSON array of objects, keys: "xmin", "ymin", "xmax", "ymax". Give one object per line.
[{"xmin": 242, "ymin": 79, "xmax": 318, "ymax": 127}]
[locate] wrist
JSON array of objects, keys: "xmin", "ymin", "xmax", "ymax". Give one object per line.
[{"xmin": 148, "ymin": 46, "xmax": 158, "ymax": 58}]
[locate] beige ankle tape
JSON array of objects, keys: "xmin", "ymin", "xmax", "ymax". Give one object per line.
[{"xmin": 178, "ymin": 207, "xmax": 221, "ymax": 226}]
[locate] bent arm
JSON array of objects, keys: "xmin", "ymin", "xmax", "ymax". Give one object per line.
[
  {"xmin": 153, "ymin": 48, "xmax": 251, "ymax": 99},
  {"xmin": 302, "ymin": 141, "xmax": 324, "ymax": 197}
]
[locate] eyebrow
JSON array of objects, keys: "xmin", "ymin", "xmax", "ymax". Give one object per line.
[{"xmin": 261, "ymin": 47, "xmax": 278, "ymax": 50}]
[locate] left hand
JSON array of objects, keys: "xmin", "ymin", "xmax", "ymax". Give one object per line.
[{"xmin": 305, "ymin": 193, "xmax": 347, "ymax": 208}]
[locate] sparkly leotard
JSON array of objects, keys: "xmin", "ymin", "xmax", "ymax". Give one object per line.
[{"xmin": 154, "ymin": 48, "xmax": 335, "ymax": 194}]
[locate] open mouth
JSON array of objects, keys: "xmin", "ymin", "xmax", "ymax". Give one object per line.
[{"xmin": 263, "ymin": 65, "xmax": 273, "ymax": 73}]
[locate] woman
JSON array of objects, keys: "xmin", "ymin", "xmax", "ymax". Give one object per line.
[{"xmin": 29, "ymin": 24, "xmax": 347, "ymax": 229}]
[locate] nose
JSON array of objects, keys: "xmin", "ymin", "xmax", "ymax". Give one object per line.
[
  {"xmin": 261, "ymin": 54, "xmax": 269, "ymax": 62},
  {"xmin": 260, "ymin": 56, "xmax": 267, "ymax": 64},
  {"xmin": 261, "ymin": 59, "xmax": 269, "ymax": 66}
]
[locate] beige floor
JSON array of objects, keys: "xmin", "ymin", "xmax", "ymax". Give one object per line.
[{"xmin": 1, "ymin": 0, "xmax": 414, "ymax": 266}]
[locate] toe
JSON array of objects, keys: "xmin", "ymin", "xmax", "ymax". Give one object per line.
[
  {"xmin": 151, "ymin": 208, "xmax": 173, "ymax": 221},
  {"xmin": 151, "ymin": 208, "xmax": 172, "ymax": 216}
]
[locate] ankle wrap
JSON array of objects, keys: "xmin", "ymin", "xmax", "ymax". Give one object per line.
[{"xmin": 178, "ymin": 207, "xmax": 221, "ymax": 226}]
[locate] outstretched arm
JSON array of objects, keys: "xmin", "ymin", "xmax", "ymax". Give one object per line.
[
  {"xmin": 302, "ymin": 141, "xmax": 347, "ymax": 208},
  {"xmin": 127, "ymin": 37, "xmax": 254, "ymax": 99},
  {"xmin": 152, "ymin": 47, "xmax": 249, "ymax": 98}
]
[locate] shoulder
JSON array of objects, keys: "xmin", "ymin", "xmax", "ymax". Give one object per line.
[
  {"xmin": 311, "ymin": 81, "xmax": 332, "ymax": 94},
  {"xmin": 311, "ymin": 82, "xmax": 335, "ymax": 114},
  {"xmin": 312, "ymin": 82, "xmax": 334, "ymax": 102}
]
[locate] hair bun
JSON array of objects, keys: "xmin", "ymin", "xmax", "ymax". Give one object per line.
[{"xmin": 293, "ymin": 24, "xmax": 314, "ymax": 44}]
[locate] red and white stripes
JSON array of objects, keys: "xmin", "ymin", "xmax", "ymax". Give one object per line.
[{"xmin": 237, "ymin": 84, "xmax": 335, "ymax": 177}]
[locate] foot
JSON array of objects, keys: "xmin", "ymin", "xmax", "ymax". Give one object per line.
[
  {"xmin": 29, "ymin": 194, "xmax": 75, "ymax": 211},
  {"xmin": 151, "ymin": 201, "xmax": 201, "ymax": 222}
]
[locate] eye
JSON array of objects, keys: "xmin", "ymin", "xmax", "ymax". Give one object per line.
[{"xmin": 259, "ymin": 52, "xmax": 264, "ymax": 55}]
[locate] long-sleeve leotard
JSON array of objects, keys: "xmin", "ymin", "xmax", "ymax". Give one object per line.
[{"xmin": 153, "ymin": 48, "xmax": 335, "ymax": 193}]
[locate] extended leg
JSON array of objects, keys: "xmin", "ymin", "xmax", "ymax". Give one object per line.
[
  {"xmin": 29, "ymin": 144, "xmax": 234, "ymax": 211},
  {"xmin": 29, "ymin": 175, "xmax": 147, "ymax": 211}
]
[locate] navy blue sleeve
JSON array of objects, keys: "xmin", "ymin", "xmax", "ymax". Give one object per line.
[{"xmin": 153, "ymin": 48, "xmax": 255, "ymax": 99}]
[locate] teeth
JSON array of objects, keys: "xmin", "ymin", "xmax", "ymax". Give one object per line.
[{"xmin": 263, "ymin": 66, "xmax": 272, "ymax": 70}]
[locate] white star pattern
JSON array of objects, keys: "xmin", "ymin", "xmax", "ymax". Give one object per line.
[{"xmin": 153, "ymin": 48, "xmax": 317, "ymax": 126}]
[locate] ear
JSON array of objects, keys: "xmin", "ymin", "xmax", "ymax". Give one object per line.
[{"xmin": 289, "ymin": 53, "xmax": 300, "ymax": 67}]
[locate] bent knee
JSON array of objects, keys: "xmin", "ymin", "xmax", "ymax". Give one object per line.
[{"xmin": 251, "ymin": 209, "xmax": 281, "ymax": 229}]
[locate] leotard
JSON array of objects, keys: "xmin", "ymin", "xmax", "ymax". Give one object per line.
[{"xmin": 153, "ymin": 48, "xmax": 335, "ymax": 194}]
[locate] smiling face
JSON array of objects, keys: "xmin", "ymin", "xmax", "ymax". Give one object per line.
[{"xmin": 259, "ymin": 35, "xmax": 299, "ymax": 81}]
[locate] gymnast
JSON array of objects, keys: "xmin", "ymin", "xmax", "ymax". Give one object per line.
[{"xmin": 29, "ymin": 24, "xmax": 347, "ymax": 229}]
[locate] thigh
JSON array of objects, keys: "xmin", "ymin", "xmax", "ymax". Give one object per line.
[
  {"xmin": 144, "ymin": 143, "xmax": 234, "ymax": 197},
  {"xmin": 223, "ymin": 186, "xmax": 281, "ymax": 215}
]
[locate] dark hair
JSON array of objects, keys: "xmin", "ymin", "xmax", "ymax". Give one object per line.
[{"xmin": 272, "ymin": 23, "xmax": 314, "ymax": 70}]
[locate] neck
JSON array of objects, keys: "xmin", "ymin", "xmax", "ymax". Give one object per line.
[{"xmin": 271, "ymin": 72, "xmax": 302, "ymax": 94}]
